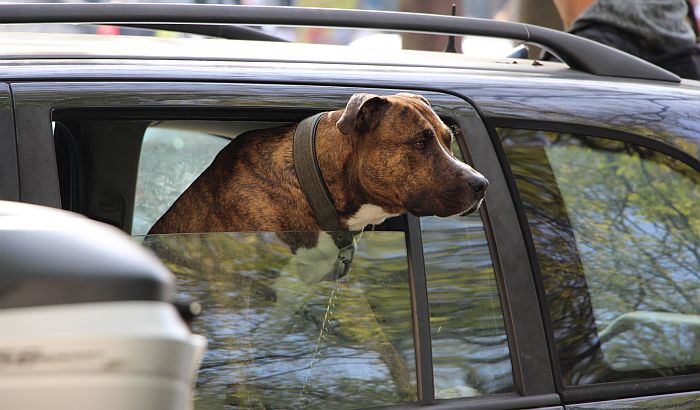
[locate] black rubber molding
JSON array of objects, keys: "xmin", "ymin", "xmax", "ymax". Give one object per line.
[{"xmin": 0, "ymin": 3, "xmax": 681, "ymax": 83}]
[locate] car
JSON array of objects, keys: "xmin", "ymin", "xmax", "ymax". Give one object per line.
[{"xmin": 0, "ymin": 3, "xmax": 698, "ymax": 410}]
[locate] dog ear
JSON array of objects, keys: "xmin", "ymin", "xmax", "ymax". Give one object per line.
[
  {"xmin": 336, "ymin": 93, "xmax": 387, "ymax": 135},
  {"xmin": 395, "ymin": 92, "xmax": 431, "ymax": 107}
]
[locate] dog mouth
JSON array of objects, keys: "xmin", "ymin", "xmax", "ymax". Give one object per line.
[
  {"xmin": 459, "ymin": 197, "xmax": 484, "ymax": 217},
  {"xmin": 406, "ymin": 173, "xmax": 487, "ymax": 218},
  {"xmin": 410, "ymin": 196, "xmax": 484, "ymax": 218}
]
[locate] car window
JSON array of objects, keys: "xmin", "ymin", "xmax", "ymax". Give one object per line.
[
  {"xmin": 104, "ymin": 118, "xmax": 510, "ymax": 407},
  {"xmin": 133, "ymin": 122, "xmax": 279, "ymax": 235},
  {"xmin": 500, "ymin": 128, "xmax": 700, "ymax": 386},
  {"xmin": 421, "ymin": 139, "xmax": 514, "ymax": 397}
]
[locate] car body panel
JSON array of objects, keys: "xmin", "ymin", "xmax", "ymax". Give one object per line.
[
  {"xmin": 3, "ymin": 54, "xmax": 698, "ymax": 161},
  {"xmin": 566, "ymin": 391, "xmax": 700, "ymax": 410}
]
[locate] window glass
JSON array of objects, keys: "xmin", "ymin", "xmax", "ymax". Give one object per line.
[
  {"xmin": 421, "ymin": 137, "xmax": 514, "ymax": 397},
  {"xmin": 500, "ymin": 128, "xmax": 700, "ymax": 385},
  {"xmin": 142, "ymin": 231, "xmax": 416, "ymax": 409},
  {"xmin": 133, "ymin": 122, "xmax": 280, "ymax": 235}
]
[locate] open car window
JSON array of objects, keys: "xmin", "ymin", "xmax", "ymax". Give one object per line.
[{"xmin": 133, "ymin": 121, "xmax": 282, "ymax": 235}]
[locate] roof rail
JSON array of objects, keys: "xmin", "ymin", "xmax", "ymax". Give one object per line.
[
  {"xmin": 120, "ymin": 24, "xmax": 288, "ymax": 42},
  {"xmin": 0, "ymin": 3, "xmax": 680, "ymax": 83}
]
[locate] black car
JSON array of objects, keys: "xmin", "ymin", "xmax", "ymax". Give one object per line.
[{"xmin": 0, "ymin": 3, "xmax": 699, "ymax": 410}]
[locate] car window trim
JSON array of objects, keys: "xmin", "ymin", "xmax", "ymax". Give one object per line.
[
  {"xmin": 376, "ymin": 392, "xmax": 561, "ymax": 410},
  {"xmin": 455, "ymin": 110, "xmax": 556, "ymax": 398},
  {"xmin": 563, "ymin": 374, "xmax": 700, "ymax": 404},
  {"xmin": 489, "ymin": 118, "xmax": 700, "ymax": 174},
  {"xmin": 566, "ymin": 390, "xmax": 700, "ymax": 409},
  {"xmin": 488, "ymin": 117, "xmax": 700, "ymax": 403},
  {"xmin": 405, "ymin": 213, "xmax": 435, "ymax": 401},
  {"xmin": 0, "ymin": 82, "xmax": 19, "ymax": 201}
]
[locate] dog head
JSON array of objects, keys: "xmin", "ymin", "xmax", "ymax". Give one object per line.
[{"xmin": 336, "ymin": 92, "xmax": 488, "ymax": 219}]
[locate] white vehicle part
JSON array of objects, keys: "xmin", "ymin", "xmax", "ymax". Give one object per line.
[{"xmin": 0, "ymin": 301, "xmax": 206, "ymax": 410}]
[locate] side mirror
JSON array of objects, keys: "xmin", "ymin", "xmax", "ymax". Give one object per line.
[{"xmin": 0, "ymin": 201, "xmax": 206, "ymax": 410}]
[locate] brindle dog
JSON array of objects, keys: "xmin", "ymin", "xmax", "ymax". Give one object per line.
[
  {"xmin": 148, "ymin": 93, "xmax": 488, "ymax": 238},
  {"xmin": 147, "ymin": 94, "xmax": 489, "ymax": 401}
]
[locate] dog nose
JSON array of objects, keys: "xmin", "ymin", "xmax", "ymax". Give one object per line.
[{"xmin": 468, "ymin": 176, "xmax": 489, "ymax": 194}]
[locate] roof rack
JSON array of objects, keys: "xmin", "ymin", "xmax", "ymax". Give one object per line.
[
  {"xmin": 120, "ymin": 24, "xmax": 288, "ymax": 42},
  {"xmin": 0, "ymin": 3, "xmax": 680, "ymax": 83}
]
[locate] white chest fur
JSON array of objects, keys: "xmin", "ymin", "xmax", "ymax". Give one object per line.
[{"xmin": 346, "ymin": 204, "xmax": 399, "ymax": 231}]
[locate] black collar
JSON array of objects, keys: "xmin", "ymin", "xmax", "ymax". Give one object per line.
[{"xmin": 292, "ymin": 113, "xmax": 355, "ymax": 279}]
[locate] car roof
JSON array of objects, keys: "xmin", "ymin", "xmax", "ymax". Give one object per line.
[
  {"xmin": 0, "ymin": 3, "xmax": 682, "ymax": 83},
  {"xmin": 0, "ymin": 31, "xmax": 568, "ymax": 76}
]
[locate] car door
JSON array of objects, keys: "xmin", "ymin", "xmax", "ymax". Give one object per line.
[
  {"xmin": 12, "ymin": 80, "xmax": 561, "ymax": 410},
  {"xmin": 483, "ymin": 101, "xmax": 700, "ymax": 408}
]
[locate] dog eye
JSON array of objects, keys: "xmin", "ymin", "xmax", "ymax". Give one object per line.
[{"xmin": 413, "ymin": 140, "xmax": 427, "ymax": 150}]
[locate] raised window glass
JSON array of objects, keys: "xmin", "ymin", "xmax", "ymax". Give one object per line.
[
  {"xmin": 500, "ymin": 128, "xmax": 700, "ymax": 385},
  {"xmin": 422, "ymin": 137, "xmax": 513, "ymax": 397}
]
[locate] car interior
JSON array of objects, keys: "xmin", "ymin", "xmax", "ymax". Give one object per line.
[{"xmin": 52, "ymin": 115, "xmax": 423, "ymax": 236}]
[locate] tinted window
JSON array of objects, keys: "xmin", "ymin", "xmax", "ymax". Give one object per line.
[
  {"xmin": 142, "ymin": 231, "xmax": 416, "ymax": 409},
  {"xmin": 500, "ymin": 128, "xmax": 700, "ymax": 385},
  {"xmin": 421, "ymin": 138, "xmax": 513, "ymax": 397}
]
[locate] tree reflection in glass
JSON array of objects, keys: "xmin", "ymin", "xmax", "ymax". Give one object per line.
[
  {"xmin": 422, "ymin": 215, "xmax": 514, "ymax": 397},
  {"xmin": 500, "ymin": 128, "xmax": 700, "ymax": 385},
  {"xmin": 142, "ymin": 231, "xmax": 415, "ymax": 409}
]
